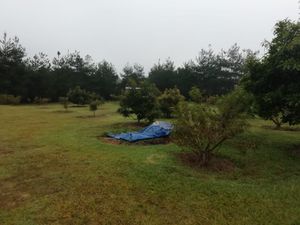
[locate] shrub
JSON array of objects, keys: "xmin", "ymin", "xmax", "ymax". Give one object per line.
[
  {"xmin": 206, "ymin": 95, "xmax": 218, "ymax": 105},
  {"xmin": 59, "ymin": 97, "xmax": 69, "ymax": 111},
  {"xmin": 67, "ymin": 86, "xmax": 92, "ymax": 105},
  {"xmin": 173, "ymin": 88, "xmax": 248, "ymax": 166},
  {"xmin": 0, "ymin": 94, "xmax": 21, "ymax": 105},
  {"xmin": 158, "ymin": 87, "xmax": 185, "ymax": 118},
  {"xmin": 189, "ymin": 86, "xmax": 203, "ymax": 103},
  {"xmin": 89, "ymin": 101, "xmax": 98, "ymax": 117},
  {"xmin": 118, "ymin": 82, "xmax": 161, "ymax": 123}
]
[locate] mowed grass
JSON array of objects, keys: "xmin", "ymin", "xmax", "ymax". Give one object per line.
[{"xmin": 0, "ymin": 102, "xmax": 300, "ymax": 225}]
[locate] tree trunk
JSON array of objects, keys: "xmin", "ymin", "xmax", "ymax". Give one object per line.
[
  {"xmin": 271, "ymin": 117, "xmax": 282, "ymax": 129},
  {"xmin": 275, "ymin": 122, "xmax": 281, "ymax": 129},
  {"xmin": 201, "ymin": 152, "xmax": 211, "ymax": 167}
]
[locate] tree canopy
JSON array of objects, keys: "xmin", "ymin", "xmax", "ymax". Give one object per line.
[
  {"xmin": 243, "ymin": 19, "xmax": 300, "ymax": 127},
  {"xmin": 118, "ymin": 82, "xmax": 160, "ymax": 123},
  {"xmin": 0, "ymin": 32, "xmax": 258, "ymax": 103}
]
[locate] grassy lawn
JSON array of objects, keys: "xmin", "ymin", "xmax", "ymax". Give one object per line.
[{"xmin": 0, "ymin": 102, "xmax": 300, "ymax": 225}]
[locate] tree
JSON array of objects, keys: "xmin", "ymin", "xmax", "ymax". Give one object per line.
[
  {"xmin": 24, "ymin": 52, "xmax": 51, "ymax": 101},
  {"xmin": 118, "ymin": 82, "xmax": 160, "ymax": 123},
  {"xmin": 148, "ymin": 59, "xmax": 177, "ymax": 91},
  {"xmin": 89, "ymin": 101, "xmax": 98, "ymax": 117},
  {"xmin": 0, "ymin": 33, "xmax": 27, "ymax": 99},
  {"xmin": 243, "ymin": 19, "xmax": 300, "ymax": 128},
  {"xmin": 173, "ymin": 88, "xmax": 248, "ymax": 166},
  {"xmin": 158, "ymin": 87, "xmax": 185, "ymax": 118},
  {"xmin": 176, "ymin": 45, "xmax": 255, "ymax": 97},
  {"xmin": 189, "ymin": 86, "xmax": 203, "ymax": 103},
  {"xmin": 90, "ymin": 61, "xmax": 118, "ymax": 99},
  {"xmin": 50, "ymin": 51, "xmax": 96, "ymax": 101},
  {"xmin": 67, "ymin": 86, "xmax": 91, "ymax": 105},
  {"xmin": 120, "ymin": 63, "xmax": 145, "ymax": 90},
  {"xmin": 59, "ymin": 97, "xmax": 69, "ymax": 111}
]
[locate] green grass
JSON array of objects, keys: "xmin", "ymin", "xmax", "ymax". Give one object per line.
[{"xmin": 0, "ymin": 102, "xmax": 300, "ymax": 225}]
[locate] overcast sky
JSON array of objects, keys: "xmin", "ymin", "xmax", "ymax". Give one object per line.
[{"xmin": 0, "ymin": 0, "xmax": 298, "ymax": 72}]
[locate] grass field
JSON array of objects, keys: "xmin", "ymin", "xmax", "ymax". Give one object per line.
[{"xmin": 0, "ymin": 102, "xmax": 300, "ymax": 225}]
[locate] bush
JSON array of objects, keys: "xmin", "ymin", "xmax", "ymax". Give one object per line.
[
  {"xmin": 67, "ymin": 86, "xmax": 92, "ymax": 105},
  {"xmin": 173, "ymin": 88, "xmax": 248, "ymax": 166},
  {"xmin": 89, "ymin": 101, "xmax": 99, "ymax": 117},
  {"xmin": 217, "ymin": 87, "xmax": 254, "ymax": 117},
  {"xmin": 206, "ymin": 95, "xmax": 218, "ymax": 105},
  {"xmin": 118, "ymin": 82, "xmax": 161, "ymax": 123},
  {"xmin": 158, "ymin": 87, "xmax": 185, "ymax": 118},
  {"xmin": 0, "ymin": 94, "xmax": 21, "ymax": 105},
  {"xmin": 189, "ymin": 86, "xmax": 203, "ymax": 103}
]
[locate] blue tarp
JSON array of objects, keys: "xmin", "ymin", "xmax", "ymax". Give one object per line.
[{"xmin": 108, "ymin": 121, "xmax": 173, "ymax": 142}]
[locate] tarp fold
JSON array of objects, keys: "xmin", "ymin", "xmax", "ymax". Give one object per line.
[{"xmin": 108, "ymin": 121, "xmax": 172, "ymax": 142}]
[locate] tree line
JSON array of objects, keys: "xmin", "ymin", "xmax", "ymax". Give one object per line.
[
  {"xmin": 1, "ymin": 19, "xmax": 299, "ymax": 130},
  {"xmin": 0, "ymin": 33, "xmax": 254, "ymax": 103},
  {"xmin": 118, "ymin": 19, "xmax": 300, "ymax": 130}
]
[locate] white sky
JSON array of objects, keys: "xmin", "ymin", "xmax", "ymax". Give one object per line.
[{"xmin": 0, "ymin": 0, "xmax": 298, "ymax": 72}]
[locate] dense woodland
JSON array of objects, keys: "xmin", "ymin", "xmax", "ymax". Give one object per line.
[{"xmin": 0, "ymin": 33, "xmax": 255, "ymax": 102}]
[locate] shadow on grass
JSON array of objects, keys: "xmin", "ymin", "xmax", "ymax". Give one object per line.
[
  {"xmin": 76, "ymin": 113, "xmax": 112, "ymax": 119},
  {"xmin": 175, "ymin": 152, "xmax": 236, "ymax": 173},
  {"xmin": 286, "ymin": 144, "xmax": 300, "ymax": 158},
  {"xmin": 70, "ymin": 105, "xmax": 87, "ymax": 108},
  {"xmin": 110, "ymin": 121, "xmax": 148, "ymax": 129},
  {"xmin": 261, "ymin": 125, "xmax": 300, "ymax": 132},
  {"xmin": 52, "ymin": 110, "xmax": 74, "ymax": 113},
  {"xmin": 98, "ymin": 136, "xmax": 171, "ymax": 146}
]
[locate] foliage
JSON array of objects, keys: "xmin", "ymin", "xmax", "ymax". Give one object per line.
[
  {"xmin": 0, "ymin": 32, "xmax": 255, "ymax": 102},
  {"xmin": 90, "ymin": 61, "xmax": 119, "ymax": 99},
  {"xmin": 173, "ymin": 89, "xmax": 248, "ymax": 165},
  {"xmin": 158, "ymin": 87, "xmax": 185, "ymax": 118},
  {"xmin": 118, "ymin": 82, "xmax": 160, "ymax": 123},
  {"xmin": 148, "ymin": 59, "xmax": 177, "ymax": 91},
  {"xmin": 189, "ymin": 86, "xmax": 203, "ymax": 103},
  {"xmin": 0, "ymin": 94, "xmax": 21, "ymax": 105},
  {"xmin": 176, "ymin": 44, "xmax": 256, "ymax": 97},
  {"xmin": 217, "ymin": 87, "xmax": 254, "ymax": 118},
  {"xmin": 89, "ymin": 101, "xmax": 99, "ymax": 117},
  {"xmin": 206, "ymin": 95, "xmax": 218, "ymax": 105},
  {"xmin": 67, "ymin": 86, "xmax": 92, "ymax": 105},
  {"xmin": 120, "ymin": 63, "xmax": 145, "ymax": 90},
  {"xmin": 243, "ymin": 19, "xmax": 300, "ymax": 127},
  {"xmin": 0, "ymin": 33, "xmax": 119, "ymax": 102},
  {"xmin": 0, "ymin": 33, "xmax": 27, "ymax": 100}
]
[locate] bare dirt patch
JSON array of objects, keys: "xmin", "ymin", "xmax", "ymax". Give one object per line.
[
  {"xmin": 0, "ymin": 147, "xmax": 14, "ymax": 155},
  {"xmin": 176, "ymin": 152, "xmax": 236, "ymax": 173},
  {"xmin": 98, "ymin": 136, "xmax": 171, "ymax": 146},
  {"xmin": 0, "ymin": 180, "xmax": 31, "ymax": 210}
]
